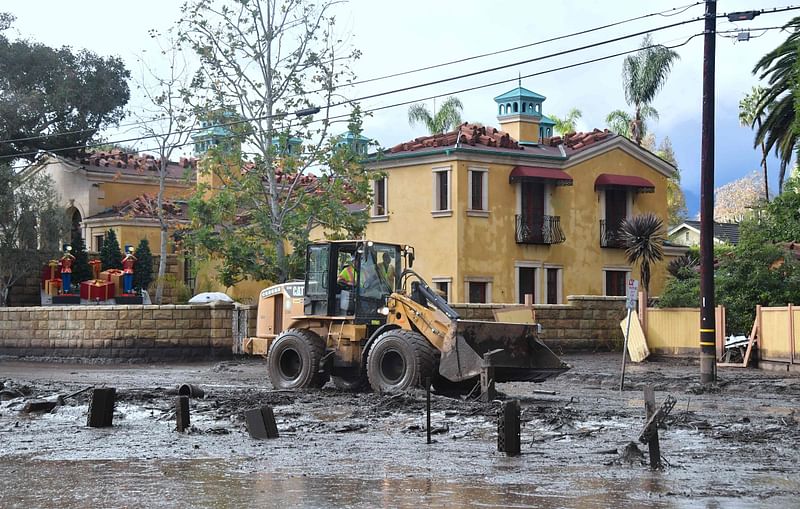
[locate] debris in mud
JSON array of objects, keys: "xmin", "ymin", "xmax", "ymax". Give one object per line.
[
  {"xmin": 616, "ymin": 441, "xmax": 646, "ymax": 466},
  {"xmin": 21, "ymin": 399, "xmax": 59, "ymax": 414},
  {"xmin": 687, "ymin": 383, "xmax": 722, "ymax": 395},
  {"xmin": 333, "ymin": 423, "xmax": 367, "ymax": 433},
  {"xmin": 0, "ymin": 389, "xmax": 24, "ymax": 401}
]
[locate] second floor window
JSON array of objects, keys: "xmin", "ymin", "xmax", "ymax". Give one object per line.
[
  {"xmin": 433, "ymin": 168, "xmax": 451, "ymax": 212},
  {"xmin": 469, "ymin": 169, "xmax": 488, "ymax": 211},
  {"xmin": 372, "ymin": 177, "xmax": 387, "ymax": 216}
]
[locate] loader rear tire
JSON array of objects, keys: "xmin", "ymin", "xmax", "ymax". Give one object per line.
[
  {"xmin": 366, "ymin": 330, "xmax": 436, "ymax": 393},
  {"xmin": 267, "ymin": 329, "xmax": 328, "ymax": 390}
]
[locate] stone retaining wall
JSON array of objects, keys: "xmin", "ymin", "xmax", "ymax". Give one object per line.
[
  {"xmin": 453, "ymin": 295, "xmax": 627, "ymax": 352},
  {"xmin": 0, "ymin": 296, "xmax": 625, "ymax": 361},
  {"xmin": 0, "ymin": 304, "xmax": 235, "ymax": 361}
]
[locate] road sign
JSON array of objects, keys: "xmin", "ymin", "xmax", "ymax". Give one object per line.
[{"xmin": 626, "ymin": 279, "xmax": 639, "ymax": 310}]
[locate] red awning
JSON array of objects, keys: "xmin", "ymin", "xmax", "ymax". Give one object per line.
[
  {"xmin": 509, "ymin": 166, "xmax": 573, "ymax": 186},
  {"xmin": 594, "ymin": 173, "xmax": 655, "ymax": 192}
]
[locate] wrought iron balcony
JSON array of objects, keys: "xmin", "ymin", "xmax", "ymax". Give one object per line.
[
  {"xmin": 515, "ymin": 215, "xmax": 566, "ymax": 245},
  {"xmin": 600, "ymin": 219, "xmax": 625, "ymax": 248}
]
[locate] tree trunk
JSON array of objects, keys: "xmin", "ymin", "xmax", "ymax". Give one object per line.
[
  {"xmin": 758, "ymin": 119, "xmax": 769, "ymax": 202},
  {"xmin": 155, "ymin": 160, "xmax": 168, "ymax": 304},
  {"xmin": 633, "ymin": 107, "xmax": 643, "ymax": 145},
  {"xmin": 0, "ymin": 285, "xmax": 8, "ymax": 307}
]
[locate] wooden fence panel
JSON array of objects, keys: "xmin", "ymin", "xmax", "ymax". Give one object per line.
[
  {"xmin": 760, "ymin": 307, "xmax": 792, "ymax": 362},
  {"xmin": 793, "ymin": 306, "xmax": 800, "ymax": 364},
  {"xmin": 645, "ymin": 308, "xmax": 700, "ymax": 356}
]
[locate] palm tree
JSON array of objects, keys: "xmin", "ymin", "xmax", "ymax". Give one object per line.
[
  {"xmin": 606, "ymin": 106, "xmax": 659, "ymax": 139},
  {"xmin": 620, "ymin": 34, "xmax": 679, "ymax": 145},
  {"xmin": 618, "ymin": 213, "xmax": 665, "ymax": 295},
  {"xmin": 752, "ymin": 17, "xmax": 800, "ymax": 193},
  {"xmin": 550, "ymin": 108, "xmax": 582, "ymax": 135},
  {"xmin": 739, "ymin": 86, "xmax": 770, "ymax": 202},
  {"xmin": 407, "ymin": 96, "xmax": 463, "ymax": 134}
]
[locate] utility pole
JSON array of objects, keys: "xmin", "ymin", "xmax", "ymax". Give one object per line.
[{"xmin": 699, "ymin": 0, "xmax": 717, "ymax": 384}]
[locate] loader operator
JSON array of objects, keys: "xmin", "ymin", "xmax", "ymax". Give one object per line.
[{"xmin": 337, "ymin": 254, "xmax": 358, "ymax": 288}]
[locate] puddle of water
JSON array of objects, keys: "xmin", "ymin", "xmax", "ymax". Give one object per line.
[{"xmin": 4, "ymin": 458, "xmax": 795, "ymax": 509}]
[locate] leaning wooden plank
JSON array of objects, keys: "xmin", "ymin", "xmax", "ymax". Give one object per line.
[{"xmin": 621, "ymin": 311, "xmax": 650, "ymax": 362}]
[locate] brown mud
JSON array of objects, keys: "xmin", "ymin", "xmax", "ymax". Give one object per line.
[{"xmin": 1, "ymin": 353, "xmax": 799, "ymax": 508}]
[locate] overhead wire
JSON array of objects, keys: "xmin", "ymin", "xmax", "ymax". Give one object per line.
[
  {"xmin": 9, "ymin": 32, "xmax": 709, "ymax": 164},
  {"xmin": 3, "ymin": 5, "xmax": 799, "ymax": 160},
  {"xmin": 0, "ymin": 3, "xmax": 705, "ymax": 148}
]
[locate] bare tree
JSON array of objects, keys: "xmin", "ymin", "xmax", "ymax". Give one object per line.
[{"xmin": 177, "ymin": 0, "xmax": 370, "ymax": 285}]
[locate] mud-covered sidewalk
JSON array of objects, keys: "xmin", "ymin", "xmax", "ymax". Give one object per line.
[{"xmin": 1, "ymin": 353, "xmax": 799, "ymax": 508}]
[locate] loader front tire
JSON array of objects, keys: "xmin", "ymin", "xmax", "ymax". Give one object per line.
[
  {"xmin": 367, "ymin": 330, "xmax": 436, "ymax": 393},
  {"xmin": 267, "ymin": 329, "xmax": 328, "ymax": 390}
]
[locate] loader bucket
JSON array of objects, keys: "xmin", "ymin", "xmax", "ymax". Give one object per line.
[{"xmin": 438, "ymin": 320, "xmax": 569, "ymax": 383}]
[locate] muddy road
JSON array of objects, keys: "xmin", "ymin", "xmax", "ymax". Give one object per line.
[{"xmin": 1, "ymin": 353, "xmax": 799, "ymax": 508}]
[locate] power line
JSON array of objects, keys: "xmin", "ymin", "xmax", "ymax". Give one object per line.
[
  {"xmin": 0, "ymin": 3, "xmax": 704, "ymax": 148},
  {"xmin": 8, "ymin": 32, "xmax": 708, "ymax": 163},
  {"xmin": 0, "ymin": 15, "xmax": 705, "ymax": 157},
  {"xmin": 304, "ymin": 2, "xmax": 704, "ymax": 93},
  {"xmin": 5, "ymin": 3, "xmax": 798, "ymax": 152}
]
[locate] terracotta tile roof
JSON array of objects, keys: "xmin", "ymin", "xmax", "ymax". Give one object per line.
[
  {"xmin": 388, "ymin": 123, "xmax": 522, "ymax": 154},
  {"xmin": 544, "ymin": 128, "xmax": 614, "ymax": 151},
  {"xmin": 67, "ymin": 149, "xmax": 198, "ymax": 181},
  {"xmin": 86, "ymin": 192, "xmax": 188, "ymax": 221}
]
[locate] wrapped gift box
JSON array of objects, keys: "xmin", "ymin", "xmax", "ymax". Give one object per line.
[
  {"xmin": 45, "ymin": 278, "xmax": 62, "ymax": 296},
  {"xmin": 100, "ymin": 269, "xmax": 125, "ymax": 297},
  {"xmin": 88, "ymin": 260, "xmax": 102, "ymax": 280},
  {"xmin": 80, "ymin": 280, "xmax": 115, "ymax": 301}
]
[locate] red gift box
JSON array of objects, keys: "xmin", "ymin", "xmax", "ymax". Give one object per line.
[{"xmin": 80, "ymin": 280, "xmax": 115, "ymax": 301}]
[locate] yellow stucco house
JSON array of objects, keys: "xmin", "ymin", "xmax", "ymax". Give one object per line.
[
  {"xmin": 364, "ymin": 86, "xmax": 686, "ymax": 304},
  {"xmin": 21, "ymin": 150, "xmax": 196, "ymax": 251}
]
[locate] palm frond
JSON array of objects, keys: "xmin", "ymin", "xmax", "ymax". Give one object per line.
[
  {"xmin": 606, "ymin": 110, "xmax": 632, "ymax": 137},
  {"xmin": 408, "ymin": 103, "xmax": 434, "ymax": 133}
]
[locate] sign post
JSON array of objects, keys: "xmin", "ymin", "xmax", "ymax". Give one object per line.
[{"xmin": 619, "ymin": 279, "xmax": 639, "ymax": 391}]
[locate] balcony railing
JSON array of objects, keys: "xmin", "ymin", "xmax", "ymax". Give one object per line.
[
  {"xmin": 515, "ymin": 215, "xmax": 566, "ymax": 245},
  {"xmin": 600, "ymin": 219, "xmax": 625, "ymax": 248}
]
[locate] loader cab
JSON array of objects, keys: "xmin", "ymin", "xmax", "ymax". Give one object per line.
[{"xmin": 304, "ymin": 240, "xmax": 402, "ymax": 322}]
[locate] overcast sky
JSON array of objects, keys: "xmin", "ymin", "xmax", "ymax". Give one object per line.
[{"xmin": 4, "ymin": 0, "xmax": 798, "ymax": 215}]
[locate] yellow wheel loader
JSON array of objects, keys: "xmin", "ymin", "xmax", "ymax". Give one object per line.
[{"xmin": 241, "ymin": 240, "xmax": 569, "ymax": 393}]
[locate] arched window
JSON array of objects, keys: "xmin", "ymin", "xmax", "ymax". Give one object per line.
[
  {"xmin": 513, "ymin": 102, "xmax": 518, "ymax": 113},
  {"xmin": 506, "ymin": 103, "xmax": 512, "ymax": 113},
  {"xmin": 522, "ymin": 103, "xmax": 527, "ymax": 113}
]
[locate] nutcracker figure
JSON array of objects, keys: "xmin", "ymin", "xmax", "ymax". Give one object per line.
[
  {"xmin": 122, "ymin": 246, "xmax": 137, "ymax": 294},
  {"xmin": 59, "ymin": 245, "xmax": 76, "ymax": 294}
]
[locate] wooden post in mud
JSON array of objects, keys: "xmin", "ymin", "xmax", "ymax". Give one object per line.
[
  {"xmin": 498, "ymin": 399, "xmax": 521, "ymax": 456},
  {"xmin": 643, "ymin": 387, "xmax": 661, "ymax": 469},
  {"xmin": 176, "ymin": 396, "xmax": 190, "ymax": 432},
  {"xmin": 87, "ymin": 388, "xmax": 115, "ymax": 428},
  {"xmin": 426, "ymin": 377, "xmax": 432, "ymax": 445}
]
